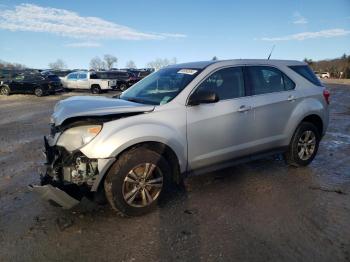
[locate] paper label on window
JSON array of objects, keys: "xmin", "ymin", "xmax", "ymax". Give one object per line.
[{"xmin": 177, "ymin": 69, "xmax": 198, "ymax": 75}]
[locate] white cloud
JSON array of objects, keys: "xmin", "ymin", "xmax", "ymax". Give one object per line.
[
  {"xmin": 261, "ymin": 29, "xmax": 350, "ymax": 41},
  {"xmin": 64, "ymin": 42, "xmax": 101, "ymax": 48},
  {"xmin": 293, "ymin": 12, "xmax": 308, "ymax": 24},
  {"xmin": 158, "ymin": 33, "xmax": 187, "ymax": 38},
  {"xmin": 0, "ymin": 4, "xmax": 186, "ymax": 40}
]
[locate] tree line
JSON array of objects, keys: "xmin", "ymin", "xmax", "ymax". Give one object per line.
[
  {"xmin": 48, "ymin": 55, "xmax": 178, "ymax": 71},
  {"xmin": 0, "ymin": 59, "xmax": 26, "ymax": 69},
  {"xmin": 0, "ymin": 55, "xmax": 178, "ymax": 71},
  {"xmin": 304, "ymin": 53, "xmax": 350, "ymax": 78},
  {"xmin": 5, "ymin": 54, "xmax": 349, "ymax": 78}
]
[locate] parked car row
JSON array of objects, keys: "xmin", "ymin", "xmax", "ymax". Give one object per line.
[
  {"xmin": 0, "ymin": 70, "xmax": 63, "ymax": 97},
  {"xmin": 0, "ymin": 68, "xmax": 154, "ymax": 96}
]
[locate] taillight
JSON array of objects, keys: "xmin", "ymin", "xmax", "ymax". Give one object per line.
[{"xmin": 323, "ymin": 89, "xmax": 330, "ymax": 104}]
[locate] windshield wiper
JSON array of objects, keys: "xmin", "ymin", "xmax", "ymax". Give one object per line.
[{"xmin": 123, "ymin": 97, "xmax": 147, "ymax": 104}]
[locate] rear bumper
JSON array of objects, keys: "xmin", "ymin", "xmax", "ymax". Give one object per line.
[{"xmin": 101, "ymin": 86, "xmax": 114, "ymax": 90}]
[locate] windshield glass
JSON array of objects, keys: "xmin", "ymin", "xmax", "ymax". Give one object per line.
[{"xmin": 119, "ymin": 67, "xmax": 201, "ymax": 105}]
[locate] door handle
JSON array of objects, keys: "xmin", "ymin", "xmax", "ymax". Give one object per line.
[
  {"xmin": 287, "ymin": 95, "xmax": 296, "ymax": 102},
  {"xmin": 238, "ymin": 105, "xmax": 252, "ymax": 112}
]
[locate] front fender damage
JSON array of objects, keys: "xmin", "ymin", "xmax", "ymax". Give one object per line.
[
  {"xmin": 34, "ymin": 109, "xmax": 150, "ymax": 209},
  {"xmin": 32, "ymin": 136, "xmax": 115, "ymax": 209}
]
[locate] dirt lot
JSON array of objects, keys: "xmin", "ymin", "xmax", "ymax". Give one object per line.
[{"xmin": 0, "ymin": 85, "xmax": 349, "ymax": 262}]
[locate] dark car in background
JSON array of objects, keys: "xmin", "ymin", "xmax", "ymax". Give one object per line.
[
  {"xmin": 93, "ymin": 70, "xmax": 134, "ymax": 91},
  {"xmin": 121, "ymin": 68, "xmax": 154, "ymax": 83},
  {"xmin": 0, "ymin": 72, "xmax": 63, "ymax": 97},
  {"xmin": 41, "ymin": 69, "xmax": 75, "ymax": 78},
  {"xmin": 0, "ymin": 68, "xmax": 38, "ymax": 80}
]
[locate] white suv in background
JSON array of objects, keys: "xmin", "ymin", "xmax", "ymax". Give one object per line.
[
  {"xmin": 61, "ymin": 71, "xmax": 117, "ymax": 94},
  {"xmin": 320, "ymin": 72, "xmax": 330, "ymax": 79}
]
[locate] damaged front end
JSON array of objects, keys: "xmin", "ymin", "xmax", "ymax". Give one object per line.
[
  {"xmin": 31, "ymin": 135, "xmax": 103, "ymax": 209},
  {"xmin": 31, "ymin": 96, "xmax": 155, "ymax": 209}
]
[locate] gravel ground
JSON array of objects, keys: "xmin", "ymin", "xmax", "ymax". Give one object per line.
[{"xmin": 0, "ymin": 85, "xmax": 349, "ymax": 262}]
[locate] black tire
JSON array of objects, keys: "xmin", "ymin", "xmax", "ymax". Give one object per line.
[
  {"xmin": 104, "ymin": 147, "xmax": 172, "ymax": 217},
  {"xmin": 285, "ymin": 122, "xmax": 320, "ymax": 167},
  {"xmin": 34, "ymin": 88, "xmax": 44, "ymax": 97},
  {"xmin": 91, "ymin": 85, "xmax": 101, "ymax": 94},
  {"xmin": 0, "ymin": 86, "xmax": 10, "ymax": 96},
  {"xmin": 119, "ymin": 83, "xmax": 128, "ymax": 91}
]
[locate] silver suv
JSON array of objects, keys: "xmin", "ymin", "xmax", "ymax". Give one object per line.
[{"xmin": 33, "ymin": 59, "xmax": 330, "ymax": 216}]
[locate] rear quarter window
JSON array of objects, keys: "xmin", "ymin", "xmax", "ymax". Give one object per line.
[{"xmin": 289, "ymin": 65, "xmax": 322, "ymax": 86}]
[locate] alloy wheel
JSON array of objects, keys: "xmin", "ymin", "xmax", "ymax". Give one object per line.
[
  {"xmin": 122, "ymin": 163, "xmax": 163, "ymax": 207},
  {"xmin": 1, "ymin": 87, "xmax": 9, "ymax": 95},
  {"xmin": 297, "ymin": 130, "xmax": 316, "ymax": 161},
  {"xmin": 120, "ymin": 84, "xmax": 127, "ymax": 91},
  {"xmin": 35, "ymin": 88, "xmax": 43, "ymax": 97}
]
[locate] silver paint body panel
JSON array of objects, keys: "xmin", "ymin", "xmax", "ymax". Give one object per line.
[{"xmin": 50, "ymin": 59, "xmax": 329, "ymax": 190}]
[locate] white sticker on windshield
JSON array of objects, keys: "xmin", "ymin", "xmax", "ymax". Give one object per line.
[{"xmin": 177, "ymin": 69, "xmax": 198, "ymax": 75}]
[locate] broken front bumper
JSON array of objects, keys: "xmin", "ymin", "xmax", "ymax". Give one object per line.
[
  {"xmin": 30, "ymin": 136, "xmax": 87, "ymax": 209},
  {"xmin": 29, "ymin": 184, "xmax": 80, "ymax": 209},
  {"xmin": 32, "ymin": 136, "xmax": 115, "ymax": 209}
]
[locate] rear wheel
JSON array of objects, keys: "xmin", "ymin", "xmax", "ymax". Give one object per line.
[
  {"xmin": 119, "ymin": 83, "xmax": 128, "ymax": 91},
  {"xmin": 104, "ymin": 147, "xmax": 172, "ymax": 216},
  {"xmin": 0, "ymin": 86, "xmax": 10, "ymax": 96},
  {"xmin": 34, "ymin": 88, "xmax": 44, "ymax": 97},
  {"xmin": 285, "ymin": 122, "xmax": 320, "ymax": 167},
  {"xmin": 91, "ymin": 85, "xmax": 101, "ymax": 94}
]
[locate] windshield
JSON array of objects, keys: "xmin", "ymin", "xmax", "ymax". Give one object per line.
[{"xmin": 119, "ymin": 67, "xmax": 201, "ymax": 105}]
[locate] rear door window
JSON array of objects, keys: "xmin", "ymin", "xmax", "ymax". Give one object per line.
[
  {"xmin": 246, "ymin": 66, "xmax": 295, "ymax": 95},
  {"xmin": 289, "ymin": 65, "xmax": 322, "ymax": 86},
  {"xmin": 78, "ymin": 73, "xmax": 87, "ymax": 79},
  {"xmin": 283, "ymin": 74, "xmax": 295, "ymax": 90}
]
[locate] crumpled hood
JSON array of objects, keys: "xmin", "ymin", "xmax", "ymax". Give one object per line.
[{"xmin": 51, "ymin": 96, "xmax": 155, "ymax": 126}]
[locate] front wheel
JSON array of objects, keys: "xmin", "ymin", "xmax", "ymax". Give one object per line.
[
  {"xmin": 104, "ymin": 147, "xmax": 172, "ymax": 216},
  {"xmin": 119, "ymin": 83, "xmax": 128, "ymax": 91},
  {"xmin": 285, "ymin": 122, "xmax": 320, "ymax": 167}
]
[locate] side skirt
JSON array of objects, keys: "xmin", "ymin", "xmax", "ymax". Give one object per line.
[{"xmin": 185, "ymin": 147, "xmax": 288, "ymax": 177}]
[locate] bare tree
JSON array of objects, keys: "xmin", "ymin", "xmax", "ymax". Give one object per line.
[
  {"xmin": 103, "ymin": 54, "xmax": 118, "ymax": 69},
  {"xmin": 146, "ymin": 57, "xmax": 177, "ymax": 71},
  {"xmin": 126, "ymin": 60, "xmax": 137, "ymax": 69},
  {"xmin": 303, "ymin": 58, "xmax": 313, "ymax": 66},
  {"xmin": 48, "ymin": 59, "xmax": 67, "ymax": 70},
  {"xmin": 90, "ymin": 57, "xmax": 106, "ymax": 71}
]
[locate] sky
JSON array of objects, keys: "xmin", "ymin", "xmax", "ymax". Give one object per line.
[{"xmin": 0, "ymin": 0, "xmax": 349, "ymax": 69}]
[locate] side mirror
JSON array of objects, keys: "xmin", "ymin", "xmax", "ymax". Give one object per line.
[{"xmin": 188, "ymin": 91, "xmax": 219, "ymax": 106}]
